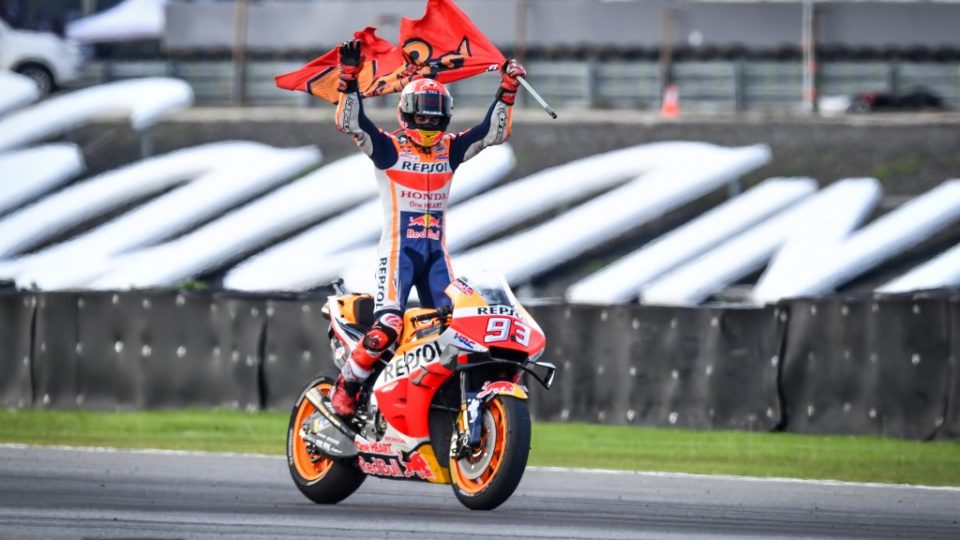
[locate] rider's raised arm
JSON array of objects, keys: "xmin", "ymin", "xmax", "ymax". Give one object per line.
[
  {"xmin": 334, "ymin": 40, "xmax": 397, "ymax": 170},
  {"xmin": 448, "ymin": 59, "xmax": 525, "ymax": 169}
]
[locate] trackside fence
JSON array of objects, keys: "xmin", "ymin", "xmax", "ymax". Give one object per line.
[
  {"xmin": 78, "ymin": 59, "xmax": 960, "ymax": 111},
  {"xmin": 1, "ymin": 289, "xmax": 957, "ymax": 440}
]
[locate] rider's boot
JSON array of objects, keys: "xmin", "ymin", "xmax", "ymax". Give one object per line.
[
  {"xmin": 330, "ymin": 318, "xmax": 401, "ymax": 419},
  {"xmin": 330, "ymin": 373, "xmax": 361, "ymax": 418},
  {"xmin": 329, "ymin": 346, "xmax": 376, "ymax": 418}
]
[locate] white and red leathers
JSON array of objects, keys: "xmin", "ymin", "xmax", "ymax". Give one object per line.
[{"xmin": 329, "ymin": 48, "xmax": 520, "ymax": 416}]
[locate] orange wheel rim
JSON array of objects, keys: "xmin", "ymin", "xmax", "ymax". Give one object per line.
[
  {"xmin": 451, "ymin": 398, "xmax": 507, "ymax": 495},
  {"xmin": 291, "ymin": 382, "xmax": 334, "ymax": 482}
]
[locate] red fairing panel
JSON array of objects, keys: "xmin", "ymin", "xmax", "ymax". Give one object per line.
[
  {"xmin": 374, "ymin": 362, "xmax": 453, "ymax": 438},
  {"xmin": 451, "ymin": 315, "xmax": 546, "ymax": 356}
]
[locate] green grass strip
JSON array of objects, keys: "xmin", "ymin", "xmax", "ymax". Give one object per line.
[
  {"xmin": 1, "ymin": 409, "xmax": 958, "ymax": 487},
  {"xmin": 531, "ymin": 422, "xmax": 960, "ymax": 487}
]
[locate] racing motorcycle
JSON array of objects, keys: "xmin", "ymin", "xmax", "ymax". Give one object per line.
[{"xmin": 286, "ymin": 270, "xmax": 555, "ymax": 510}]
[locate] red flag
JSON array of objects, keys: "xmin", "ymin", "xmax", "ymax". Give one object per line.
[
  {"xmin": 398, "ymin": 0, "xmax": 505, "ymax": 85},
  {"xmin": 275, "ymin": 0, "xmax": 505, "ymax": 104},
  {"xmin": 274, "ymin": 27, "xmax": 404, "ymax": 103}
]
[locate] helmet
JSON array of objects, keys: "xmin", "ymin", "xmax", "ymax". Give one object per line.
[{"xmin": 397, "ymin": 79, "xmax": 453, "ymax": 147}]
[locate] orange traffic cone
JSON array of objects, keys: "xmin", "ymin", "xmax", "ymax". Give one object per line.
[{"xmin": 661, "ymin": 83, "xmax": 680, "ymax": 118}]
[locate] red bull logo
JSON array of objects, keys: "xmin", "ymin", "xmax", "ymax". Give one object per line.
[
  {"xmin": 406, "ymin": 214, "xmax": 442, "ymax": 240},
  {"xmin": 477, "ymin": 381, "xmax": 528, "ymax": 400},
  {"xmin": 355, "ymin": 449, "xmax": 433, "ymax": 480},
  {"xmin": 408, "ymin": 214, "xmax": 441, "ymax": 229}
]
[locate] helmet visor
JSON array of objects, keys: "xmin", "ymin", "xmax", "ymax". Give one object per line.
[{"xmin": 400, "ymin": 91, "xmax": 452, "ymax": 117}]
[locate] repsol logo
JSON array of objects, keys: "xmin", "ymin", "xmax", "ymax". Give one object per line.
[
  {"xmin": 381, "ymin": 342, "xmax": 442, "ymax": 383},
  {"xmin": 376, "ymin": 257, "xmax": 388, "ymax": 305},
  {"xmin": 399, "ymin": 161, "xmax": 451, "ymax": 173},
  {"xmin": 476, "ymin": 306, "xmax": 518, "ymax": 317}
]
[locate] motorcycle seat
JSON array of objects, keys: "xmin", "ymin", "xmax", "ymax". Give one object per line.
[{"xmin": 353, "ymin": 295, "xmax": 375, "ymax": 328}]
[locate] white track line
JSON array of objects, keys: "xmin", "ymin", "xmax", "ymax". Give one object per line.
[
  {"xmin": 529, "ymin": 465, "xmax": 960, "ymax": 493},
  {"xmin": 0, "ymin": 442, "xmax": 280, "ymax": 460}
]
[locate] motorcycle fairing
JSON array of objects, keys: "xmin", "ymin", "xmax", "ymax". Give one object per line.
[
  {"xmin": 354, "ymin": 440, "xmax": 451, "ymax": 483},
  {"xmin": 372, "ymin": 331, "xmax": 459, "ymax": 438},
  {"xmin": 327, "ymin": 295, "xmax": 368, "ymax": 369},
  {"xmin": 477, "ymin": 380, "xmax": 528, "ymax": 401},
  {"xmin": 317, "ymin": 270, "xmax": 553, "ymax": 491},
  {"xmin": 449, "ymin": 306, "xmax": 546, "ymax": 357}
]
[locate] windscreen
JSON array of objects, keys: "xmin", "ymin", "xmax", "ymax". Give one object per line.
[{"xmin": 459, "ymin": 269, "xmax": 516, "ymax": 307}]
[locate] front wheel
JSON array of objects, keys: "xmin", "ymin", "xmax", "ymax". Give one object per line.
[
  {"xmin": 286, "ymin": 376, "xmax": 365, "ymax": 504},
  {"xmin": 450, "ymin": 395, "xmax": 531, "ymax": 510}
]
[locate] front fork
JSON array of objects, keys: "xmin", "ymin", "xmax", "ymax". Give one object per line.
[
  {"xmin": 452, "ymin": 371, "xmax": 477, "ymax": 460},
  {"xmin": 451, "ymin": 371, "xmax": 529, "ymax": 460}
]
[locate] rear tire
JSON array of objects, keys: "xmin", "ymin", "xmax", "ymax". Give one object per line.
[
  {"xmin": 450, "ymin": 396, "xmax": 531, "ymax": 510},
  {"xmin": 286, "ymin": 376, "xmax": 365, "ymax": 504}
]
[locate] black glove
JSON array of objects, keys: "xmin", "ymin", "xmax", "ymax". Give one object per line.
[{"xmin": 338, "ymin": 39, "xmax": 364, "ymax": 93}]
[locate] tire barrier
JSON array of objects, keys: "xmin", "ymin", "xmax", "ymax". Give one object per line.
[
  {"xmin": 261, "ymin": 296, "xmax": 336, "ymax": 410},
  {"xmin": 780, "ymin": 295, "xmax": 954, "ymax": 440},
  {"xmin": 0, "ymin": 292, "xmax": 34, "ymax": 409},
  {"xmin": 33, "ymin": 292, "xmax": 81, "ymax": 409},
  {"xmin": 528, "ymin": 304, "xmax": 784, "ymax": 432},
  {"xmin": 945, "ymin": 300, "xmax": 960, "ymax": 438},
  {"xmin": 1, "ymin": 289, "xmax": 957, "ymax": 439}
]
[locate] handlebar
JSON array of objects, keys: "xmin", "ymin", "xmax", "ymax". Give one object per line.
[{"xmin": 412, "ymin": 305, "xmax": 452, "ymax": 323}]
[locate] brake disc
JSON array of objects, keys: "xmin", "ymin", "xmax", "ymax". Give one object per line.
[{"xmin": 456, "ymin": 408, "xmax": 497, "ymax": 480}]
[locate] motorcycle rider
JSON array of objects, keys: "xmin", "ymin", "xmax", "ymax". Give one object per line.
[{"xmin": 329, "ymin": 38, "xmax": 526, "ymax": 418}]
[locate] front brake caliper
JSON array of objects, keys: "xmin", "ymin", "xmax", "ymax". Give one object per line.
[
  {"xmin": 450, "ymin": 392, "xmax": 483, "ymax": 460},
  {"xmin": 465, "ymin": 395, "xmax": 483, "ymax": 448}
]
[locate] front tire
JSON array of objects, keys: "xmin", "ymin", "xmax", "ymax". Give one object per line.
[
  {"xmin": 450, "ymin": 395, "xmax": 531, "ymax": 510},
  {"xmin": 286, "ymin": 376, "xmax": 365, "ymax": 504}
]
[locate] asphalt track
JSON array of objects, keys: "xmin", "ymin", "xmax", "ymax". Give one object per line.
[{"xmin": 0, "ymin": 445, "xmax": 957, "ymax": 540}]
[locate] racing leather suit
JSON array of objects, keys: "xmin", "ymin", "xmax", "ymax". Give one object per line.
[
  {"xmin": 333, "ymin": 87, "xmax": 513, "ymax": 385},
  {"xmin": 327, "ymin": 42, "xmax": 523, "ymax": 419},
  {"xmin": 336, "ymin": 92, "xmax": 512, "ymax": 308}
]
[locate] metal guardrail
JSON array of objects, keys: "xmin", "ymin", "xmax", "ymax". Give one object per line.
[{"xmin": 78, "ymin": 59, "xmax": 960, "ymax": 112}]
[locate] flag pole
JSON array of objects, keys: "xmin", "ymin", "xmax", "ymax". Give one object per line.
[{"xmin": 517, "ymin": 76, "xmax": 558, "ymax": 119}]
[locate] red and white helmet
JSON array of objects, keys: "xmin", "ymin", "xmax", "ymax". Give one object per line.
[{"xmin": 397, "ymin": 78, "xmax": 453, "ymax": 147}]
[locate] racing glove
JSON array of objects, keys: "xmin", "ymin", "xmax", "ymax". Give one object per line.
[
  {"xmin": 497, "ymin": 59, "xmax": 526, "ymax": 105},
  {"xmin": 338, "ymin": 39, "xmax": 364, "ymax": 93}
]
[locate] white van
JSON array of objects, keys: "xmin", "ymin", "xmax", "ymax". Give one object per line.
[{"xmin": 0, "ymin": 18, "xmax": 84, "ymax": 95}]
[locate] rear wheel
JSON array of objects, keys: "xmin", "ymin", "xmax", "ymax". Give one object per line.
[
  {"xmin": 450, "ymin": 395, "xmax": 531, "ymax": 510},
  {"xmin": 286, "ymin": 376, "xmax": 364, "ymax": 504}
]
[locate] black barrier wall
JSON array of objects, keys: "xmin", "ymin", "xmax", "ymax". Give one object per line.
[
  {"xmin": 261, "ymin": 297, "xmax": 336, "ymax": 410},
  {"xmin": 780, "ymin": 295, "xmax": 954, "ymax": 440},
  {"xmin": 3, "ymin": 289, "xmax": 959, "ymax": 440},
  {"xmin": 33, "ymin": 293, "xmax": 81, "ymax": 409},
  {"xmin": 529, "ymin": 304, "xmax": 784, "ymax": 431},
  {"xmin": 0, "ymin": 293, "xmax": 34, "ymax": 408},
  {"xmin": 945, "ymin": 299, "xmax": 960, "ymax": 439}
]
